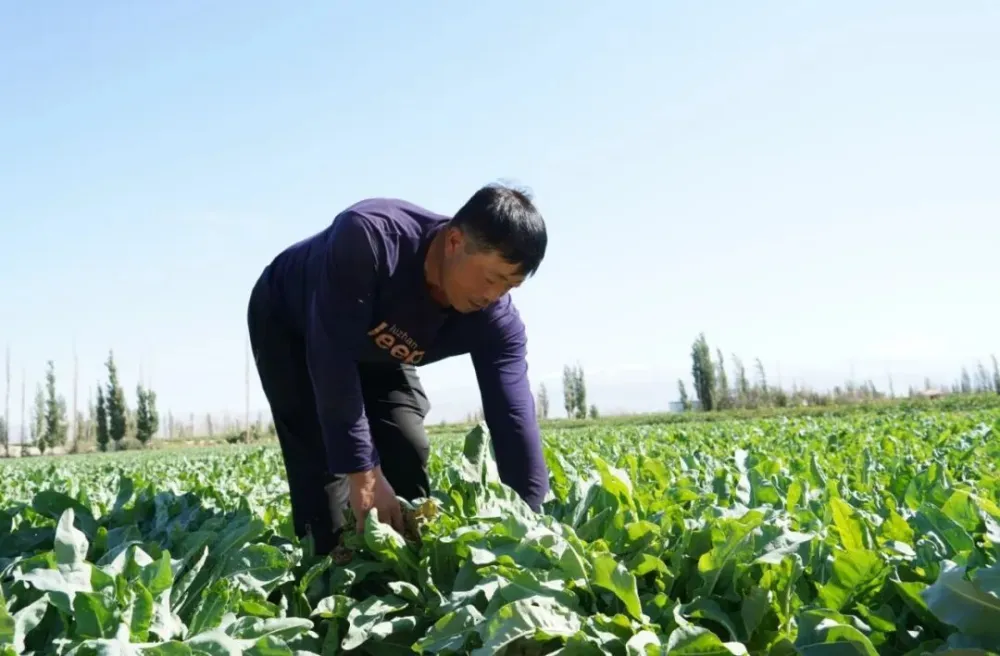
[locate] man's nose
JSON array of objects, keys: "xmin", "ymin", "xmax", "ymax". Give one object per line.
[{"xmin": 484, "ymin": 283, "xmax": 507, "ymax": 302}]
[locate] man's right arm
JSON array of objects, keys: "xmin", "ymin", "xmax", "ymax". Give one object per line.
[{"xmin": 304, "ymin": 211, "xmax": 381, "ymax": 476}]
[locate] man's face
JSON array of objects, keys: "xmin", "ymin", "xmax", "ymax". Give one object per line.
[{"xmin": 440, "ymin": 227, "xmax": 526, "ymax": 313}]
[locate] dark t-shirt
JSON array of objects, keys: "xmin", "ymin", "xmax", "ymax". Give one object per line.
[{"xmin": 261, "ymin": 198, "xmax": 549, "ymax": 510}]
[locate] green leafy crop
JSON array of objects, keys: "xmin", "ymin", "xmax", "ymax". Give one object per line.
[{"xmin": 2, "ymin": 407, "xmax": 1000, "ymax": 654}]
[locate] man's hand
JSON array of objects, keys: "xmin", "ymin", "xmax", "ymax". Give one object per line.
[{"xmin": 348, "ymin": 466, "xmax": 403, "ymax": 533}]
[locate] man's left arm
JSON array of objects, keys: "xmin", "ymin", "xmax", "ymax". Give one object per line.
[{"xmin": 469, "ymin": 303, "xmax": 550, "ymax": 511}]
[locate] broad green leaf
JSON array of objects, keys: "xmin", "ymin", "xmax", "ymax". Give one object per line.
[
  {"xmin": 55, "ymin": 508, "xmax": 90, "ymax": 566},
  {"xmin": 413, "ymin": 605, "xmax": 485, "ymax": 654},
  {"xmin": 829, "ymin": 498, "xmax": 867, "ymax": 551},
  {"xmin": 11, "ymin": 595, "xmax": 49, "ymax": 654},
  {"xmin": 311, "ymin": 594, "xmax": 355, "ymax": 619},
  {"xmin": 591, "ymin": 554, "xmax": 643, "ymax": 620},
  {"xmin": 129, "ymin": 581, "xmax": 154, "ymax": 642},
  {"xmin": 188, "ymin": 578, "xmax": 231, "ymax": 636},
  {"xmin": 471, "ymin": 596, "xmax": 582, "ymax": 656},
  {"xmin": 339, "ymin": 595, "xmax": 410, "ymax": 651},
  {"xmin": 32, "ymin": 491, "xmax": 98, "ymax": 538},
  {"xmin": 697, "ymin": 510, "xmax": 765, "ymax": 595},
  {"xmin": 72, "ymin": 590, "xmax": 119, "ymax": 639},
  {"xmin": 363, "ymin": 510, "xmax": 420, "ymax": 581},
  {"xmin": 921, "ymin": 560, "xmax": 1000, "ymax": 640},
  {"xmin": 217, "ymin": 543, "xmax": 292, "ymax": 595},
  {"xmin": 624, "ymin": 629, "xmax": 662, "ymax": 655},
  {"xmin": 817, "ymin": 548, "xmax": 889, "ymax": 612},
  {"xmin": 794, "ymin": 610, "xmax": 879, "ymax": 655},
  {"xmin": 664, "ymin": 623, "xmax": 748, "ymax": 655}
]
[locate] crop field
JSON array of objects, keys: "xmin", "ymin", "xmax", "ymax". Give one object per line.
[{"xmin": 2, "ymin": 406, "xmax": 1000, "ymax": 655}]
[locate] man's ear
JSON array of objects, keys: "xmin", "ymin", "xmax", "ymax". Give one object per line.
[{"xmin": 444, "ymin": 226, "xmax": 465, "ymax": 255}]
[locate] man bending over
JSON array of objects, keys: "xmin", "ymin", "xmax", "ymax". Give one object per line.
[{"xmin": 247, "ymin": 183, "xmax": 550, "ymax": 553}]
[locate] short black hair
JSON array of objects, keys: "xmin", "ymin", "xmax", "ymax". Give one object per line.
[{"xmin": 449, "ymin": 182, "xmax": 547, "ymax": 277}]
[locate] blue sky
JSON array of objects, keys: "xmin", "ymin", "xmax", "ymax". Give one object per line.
[{"xmin": 2, "ymin": 1, "xmax": 999, "ymax": 433}]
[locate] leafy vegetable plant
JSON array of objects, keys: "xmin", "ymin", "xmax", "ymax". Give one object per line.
[{"xmin": 2, "ymin": 408, "xmax": 1000, "ymax": 654}]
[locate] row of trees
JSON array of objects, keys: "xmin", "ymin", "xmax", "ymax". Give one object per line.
[
  {"xmin": 520, "ymin": 335, "xmax": 1000, "ymax": 424},
  {"xmin": 682, "ymin": 333, "xmax": 770, "ymax": 411},
  {"xmin": 954, "ymin": 361, "xmax": 1000, "ymax": 396},
  {"xmin": 1, "ymin": 348, "xmax": 161, "ymax": 456},
  {"xmin": 681, "ymin": 332, "xmax": 1000, "ymax": 412},
  {"xmin": 5, "ymin": 360, "xmax": 74, "ymax": 455},
  {"xmin": 8, "ymin": 338, "xmax": 998, "ymax": 448},
  {"xmin": 532, "ymin": 364, "xmax": 598, "ymax": 421},
  {"xmin": 90, "ymin": 351, "xmax": 161, "ymax": 450},
  {"xmin": 4, "ymin": 337, "xmax": 307, "ymax": 452},
  {"xmin": 1, "ymin": 349, "xmax": 74, "ymax": 455}
]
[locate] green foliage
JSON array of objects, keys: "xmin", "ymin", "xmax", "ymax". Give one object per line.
[
  {"xmin": 30, "ymin": 384, "xmax": 45, "ymax": 450},
  {"xmin": 677, "ymin": 379, "xmax": 691, "ymax": 411},
  {"xmin": 2, "ymin": 407, "xmax": 1000, "ymax": 653},
  {"xmin": 536, "ymin": 383, "xmax": 550, "ymax": 420},
  {"xmin": 134, "ymin": 383, "xmax": 159, "ymax": 446},
  {"xmin": 104, "ymin": 351, "xmax": 128, "ymax": 447},
  {"xmin": 715, "ymin": 348, "xmax": 731, "ymax": 410},
  {"xmin": 42, "ymin": 360, "xmax": 68, "ymax": 452},
  {"xmin": 680, "ymin": 333, "xmax": 987, "ymax": 413},
  {"xmin": 960, "ymin": 367, "xmax": 972, "ymax": 393},
  {"xmin": 754, "ymin": 357, "xmax": 769, "ymax": 403},
  {"xmin": 562, "ymin": 364, "xmax": 588, "ymax": 419},
  {"xmin": 95, "ymin": 385, "xmax": 110, "ymax": 452},
  {"xmin": 733, "ymin": 354, "xmax": 751, "ymax": 405},
  {"xmin": 691, "ymin": 332, "xmax": 716, "ymax": 411}
]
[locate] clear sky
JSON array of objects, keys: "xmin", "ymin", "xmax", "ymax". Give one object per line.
[{"xmin": 2, "ymin": 1, "xmax": 998, "ymax": 434}]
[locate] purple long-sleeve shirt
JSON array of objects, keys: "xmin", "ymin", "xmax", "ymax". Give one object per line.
[{"xmin": 261, "ymin": 198, "xmax": 549, "ymax": 510}]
